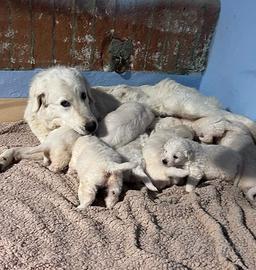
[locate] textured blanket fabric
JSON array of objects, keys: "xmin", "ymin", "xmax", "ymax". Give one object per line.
[{"xmin": 0, "ymin": 122, "xmax": 256, "ymax": 270}]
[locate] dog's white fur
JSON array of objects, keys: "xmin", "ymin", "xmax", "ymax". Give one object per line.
[
  {"xmin": 97, "ymin": 102, "xmax": 154, "ymax": 147},
  {"xmin": 24, "ymin": 66, "xmax": 98, "ymax": 143},
  {"xmin": 116, "ymin": 135, "xmax": 158, "ymax": 191},
  {"xmin": 162, "ymin": 137, "xmax": 243, "ymax": 192},
  {"xmin": 94, "ymin": 79, "xmax": 256, "ymax": 140},
  {"xmin": 69, "ymin": 135, "xmax": 136, "ymax": 209},
  {"xmin": 142, "ymin": 126, "xmax": 194, "ymax": 190},
  {"xmin": 149, "ymin": 116, "xmax": 193, "ymax": 133},
  {"xmin": 27, "ymin": 126, "xmax": 81, "ymax": 172},
  {"xmin": 192, "ymin": 116, "xmax": 256, "ymax": 201}
]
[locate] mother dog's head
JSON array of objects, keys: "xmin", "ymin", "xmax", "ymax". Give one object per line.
[{"xmin": 24, "ymin": 66, "xmax": 98, "ymax": 142}]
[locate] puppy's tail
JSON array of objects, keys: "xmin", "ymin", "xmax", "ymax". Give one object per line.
[
  {"xmin": 132, "ymin": 166, "xmax": 158, "ymax": 192},
  {"xmin": 246, "ymin": 186, "xmax": 256, "ymax": 202},
  {"xmin": 108, "ymin": 162, "xmax": 137, "ymax": 173}
]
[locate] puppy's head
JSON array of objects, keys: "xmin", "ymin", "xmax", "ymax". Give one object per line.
[
  {"xmin": 193, "ymin": 116, "xmax": 227, "ymax": 144},
  {"xmin": 27, "ymin": 66, "xmax": 98, "ymax": 135},
  {"xmin": 161, "ymin": 138, "xmax": 193, "ymax": 167}
]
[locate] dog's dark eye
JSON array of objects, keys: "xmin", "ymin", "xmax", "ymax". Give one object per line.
[
  {"xmin": 81, "ymin": 92, "xmax": 87, "ymax": 100},
  {"xmin": 60, "ymin": 100, "xmax": 71, "ymax": 107},
  {"xmin": 173, "ymin": 155, "xmax": 178, "ymax": 159}
]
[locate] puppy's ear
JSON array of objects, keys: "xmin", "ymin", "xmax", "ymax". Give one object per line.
[{"xmin": 31, "ymin": 93, "xmax": 46, "ymax": 113}]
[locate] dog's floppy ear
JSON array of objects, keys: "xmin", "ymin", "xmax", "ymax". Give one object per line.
[
  {"xmin": 31, "ymin": 93, "xmax": 46, "ymax": 113},
  {"xmin": 87, "ymin": 86, "xmax": 95, "ymax": 105}
]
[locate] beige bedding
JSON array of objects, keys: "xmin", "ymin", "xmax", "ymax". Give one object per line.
[{"xmin": 0, "ymin": 121, "xmax": 256, "ymax": 270}]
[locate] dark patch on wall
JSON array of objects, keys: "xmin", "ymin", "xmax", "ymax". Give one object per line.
[{"xmin": 0, "ymin": 0, "xmax": 220, "ymax": 73}]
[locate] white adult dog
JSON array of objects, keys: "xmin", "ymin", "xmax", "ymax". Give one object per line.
[{"xmin": 24, "ymin": 66, "xmax": 98, "ymax": 142}]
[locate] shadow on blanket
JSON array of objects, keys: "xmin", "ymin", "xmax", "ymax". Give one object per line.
[{"xmin": 0, "ymin": 121, "xmax": 256, "ymax": 270}]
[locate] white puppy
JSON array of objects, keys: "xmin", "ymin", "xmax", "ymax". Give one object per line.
[
  {"xmin": 116, "ymin": 135, "xmax": 158, "ymax": 191},
  {"xmin": 192, "ymin": 116, "xmax": 256, "ymax": 202},
  {"xmin": 69, "ymin": 135, "xmax": 136, "ymax": 209},
  {"xmin": 142, "ymin": 126, "xmax": 194, "ymax": 190},
  {"xmin": 162, "ymin": 137, "xmax": 243, "ymax": 192},
  {"xmin": 97, "ymin": 102, "xmax": 154, "ymax": 147},
  {"xmin": 149, "ymin": 116, "xmax": 193, "ymax": 133},
  {"xmin": 26, "ymin": 126, "xmax": 81, "ymax": 172}
]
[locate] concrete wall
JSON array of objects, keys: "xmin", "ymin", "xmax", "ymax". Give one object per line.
[{"xmin": 200, "ymin": 0, "xmax": 256, "ymax": 120}]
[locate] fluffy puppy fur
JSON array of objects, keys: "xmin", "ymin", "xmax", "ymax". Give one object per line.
[
  {"xmin": 192, "ymin": 116, "xmax": 256, "ymax": 202},
  {"xmin": 93, "ymin": 79, "xmax": 256, "ymax": 140},
  {"xmin": 0, "ymin": 127, "xmax": 80, "ymax": 173},
  {"xmin": 97, "ymin": 102, "xmax": 154, "ymax": 147},
  {"xmin": 142, "ymin": 126, "xmax": 194, "ymax": 190},
  {"xmin": 27, "ymin": 126, "xmax": 81, "ymax": 172},
  {"xmin": 162, "ymin": 137, "xmax": 243, "ymax": 192},
  {"xmin": 116, "ymin": 135, "xmax": 158, "ymax": 191},
  {"xmin": 149, "ymin": 116, "xmax": 193, "ymax": 133},
  {"xmin": 69, "ymin": 135, "xmax": 136, "ymax": 209}
]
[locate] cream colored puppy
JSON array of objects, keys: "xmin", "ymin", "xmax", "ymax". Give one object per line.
[
  {"xmin": 97, "ymin": 102, "xmax": 154, "ymax": 147},
  {"xmin": 162, "ymin": 137, "xmax": 243, "ymax": 192},
  {"xmin": 192, "ymin": 116, "xmax": 256, "ymax": 202},
  {"xmin": 142, "ymin": 126, "xmax": 194, "ymax": 190},
  {"xmin": 117, "ymin": 135, "xmax": 158, "ymax": 191},
  {"xmin": 69, "ymin": 135, "xmax": 136, "ymax": 209},
  {"xmin": 26, "ymin": 126, "xmax": 81, "ymax": 172}
]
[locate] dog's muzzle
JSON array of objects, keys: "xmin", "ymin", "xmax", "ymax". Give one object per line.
[{"xmin": 85, "ymin": 121, "xmax": 97, "ymax": 133}]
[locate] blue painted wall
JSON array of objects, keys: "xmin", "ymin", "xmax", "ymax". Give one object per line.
[
  {"xmin": 0, "ymin": 70, "xmax": 201, "ymax": 98},
  {"xmin": 200, "ymin": 0, "xmax": 256, "ymax": 120}
]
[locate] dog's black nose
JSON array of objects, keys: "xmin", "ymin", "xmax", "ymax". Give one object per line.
[
  {"xmin": 85, "ymin": 121, "xmax": 97, "ymax": 133},
  {"xmin": 162, "ymin": 159, "xmax": 168, "ymax": 165}
]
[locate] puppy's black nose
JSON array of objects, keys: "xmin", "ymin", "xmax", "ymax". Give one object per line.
[
  {"xmin": 162, "ymin": 159, "xmax": 168, "ymax": 165},
  {"xmin": 85, "ymin": 121, "xmax": 97, "ymax": 133}
]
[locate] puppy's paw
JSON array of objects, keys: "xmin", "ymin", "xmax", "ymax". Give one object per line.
[
  {"xmin": 0, "ymin": 150, "xmax": 14, "ymax": 172},
  {"xmin": 105, "ymin": 197, "xmax": 118, "ymax": 209},
  {"xmin": 76, "ymin": 204, "xmax": 88, "ymax": 210},
  {"xmin": 185, "ymin": 184, "xmax": 195, "ymax": 193},
  {"xmin": 48, "ymin": 164, "xmax": 63, "ymax": 173}
]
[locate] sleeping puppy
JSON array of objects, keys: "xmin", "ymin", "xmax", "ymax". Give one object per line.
[
  {"xmin": 69, "ymin": 135, "xmax": 136, "ymax": 209},
  {"xmin": 25, "ymin": 126, "xmax": 81, "ymax": 172},
  {"xmin": 97, "ymin": 102, "xmax": 154, "ymax": 147},
  {"xmin": 142, "ymin": 126, "xmax": 194, "ymax": 190},
  {"xmin": 161, "ymin": 137, "xmax": 243, "ymax": 192},
  {"xmin": 192, "ymin": 116, "xmax": 256, "ymax": 202}
]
